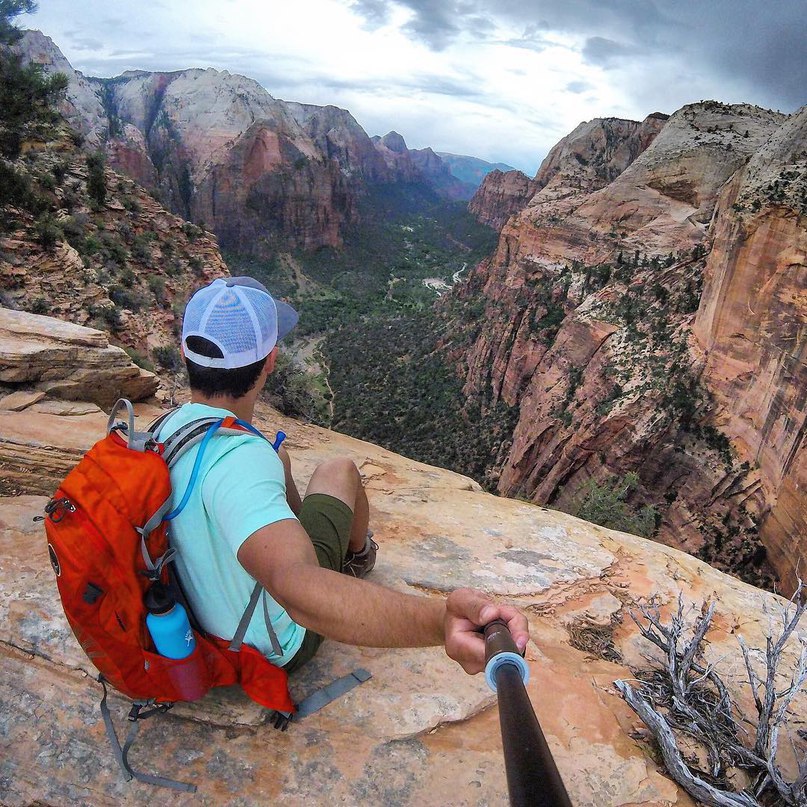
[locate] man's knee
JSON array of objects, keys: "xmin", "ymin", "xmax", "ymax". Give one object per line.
[
  {"xmin": 316, "ymin": 457, "xmax": 360, "ymax": 483},
  {"xmin": 305, "ymin": 457, "xmax": 360, "ymax": 504}
]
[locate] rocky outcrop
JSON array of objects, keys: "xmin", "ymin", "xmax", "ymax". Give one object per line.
[
  {"xmin": 534, "ymin": 114, "xmax": 668, "ymax": 194},
  {"xmin": 469, "ymin": 114, "xmax": 667, "ymax": 232},
  {"xmin": 0, "ymin": 128, "xmax": 227, "ymax": 374},
  {"xmin": 19, "ymin": 32, "xmax": 471, "ymax": 256},
  {"xmin": 452, "ymin": 102, "xmax": 801, "ymax": 589},
  {"xmin": 468, "ymin": 169, "xmax": 539, "ymax": 230},
  {"xmin": 693, "ymin": 106, "xmax": 807, "ymax": 592},
  {"xmin": 0, "ymin": 309, "xmax": 156, "ymax": 406},
  {"xmin": 1, "ymin": 329, "xmax": 804, "ymax": 804}
]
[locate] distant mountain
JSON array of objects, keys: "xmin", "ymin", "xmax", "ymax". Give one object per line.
[
  {"xmin": 436, "ymin": 152, "xmax": 516, "ymax": 189},
  {"xmin": 371, "ymin": 132, "xmax": 475, "ymax": 200},
  {"xmin": 19, "ymin": 30, "xmax": 476, "ymax": 255}
]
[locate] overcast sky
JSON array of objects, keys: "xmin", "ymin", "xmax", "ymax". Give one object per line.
[{"xmin": 25, "ymin": 0, "xmax": 806, "ymax": 174}]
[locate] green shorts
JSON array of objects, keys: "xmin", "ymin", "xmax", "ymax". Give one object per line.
[{"xmin": 283, "ymin": 493, "xmax": 353, "ymax": 673}]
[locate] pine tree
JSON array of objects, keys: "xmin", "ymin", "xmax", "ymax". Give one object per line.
[{"xmin": 0, "ymin": 1, "xmax": 68, "ymax": 160}]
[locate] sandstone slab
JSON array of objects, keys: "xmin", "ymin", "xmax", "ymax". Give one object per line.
[
  {"xmin": 0, "ymin": 308, "xmax": 158, "ymax": 406},
  {"xmin": 0, "ymin": 390, "xmax": 46, "ymax": 411}
]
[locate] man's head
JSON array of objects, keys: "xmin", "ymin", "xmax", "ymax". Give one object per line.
[{"xmin": 181, "ymin": 276, "xmax": 298, "ymax": 398}]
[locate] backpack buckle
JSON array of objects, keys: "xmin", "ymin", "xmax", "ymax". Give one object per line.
[{"xmin": 128, "ymin": 701, "xmax": 173, "ymax": 722}]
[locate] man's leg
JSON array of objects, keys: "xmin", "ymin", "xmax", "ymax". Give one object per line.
[
  {"xmin": 303, "ymin": 457, "xmax": 369, "ymax": 554},
  {"xmin": 283, "ymin": 458, "xmax": 372, "ymax": 674}
]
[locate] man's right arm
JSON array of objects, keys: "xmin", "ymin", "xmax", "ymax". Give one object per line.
[{"xmin": 237, "ymin": 519, "xmax": 529, "ymax": 672}]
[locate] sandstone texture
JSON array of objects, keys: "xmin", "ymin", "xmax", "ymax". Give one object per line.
[
  {"xmin": 0, "ymin": 308, "xmax": 156, "ymax": 407},
  {"xmin": 454, "ymin": 102, "xmax": 804, "ymax": 590},
  {"xmin": 2, "ymin": 380, "xmax": 805, "ymax": 805},
  {"xmin": 693, "ymin": 106, "xmax": 807, "ymax": 592}
]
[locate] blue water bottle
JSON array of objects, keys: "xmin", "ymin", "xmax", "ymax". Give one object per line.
[{"xmin": 145, "ymin": 583, "xmax": 196, "ymax": 659}]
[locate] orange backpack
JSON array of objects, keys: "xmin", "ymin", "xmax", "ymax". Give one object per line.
[{"xmin": 44, "ymin": 399, "xmax": 295, "ymax": 790}]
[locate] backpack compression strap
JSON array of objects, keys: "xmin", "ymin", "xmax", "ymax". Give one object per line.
[{"xmin": 99, "ymin": 679, "xmax": 196, "ymax": 793}]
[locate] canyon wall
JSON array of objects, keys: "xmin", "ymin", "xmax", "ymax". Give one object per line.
[
  {"xmin": 692, "ymin": 107, "xmax": 807, "ymax": 591},
  {"xmin": 457, "ymin": 102, "xmax": 803, "ymax": 589}
]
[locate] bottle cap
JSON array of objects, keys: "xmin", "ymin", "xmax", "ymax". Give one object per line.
[{"xmin": 144, "ymin": 583, "xmax": 174, "ymax": 615}]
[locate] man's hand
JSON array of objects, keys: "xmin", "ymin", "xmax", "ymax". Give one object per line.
[{"xmin": 444, "ymin": 588, "xmax": 530, "ymax": 674}]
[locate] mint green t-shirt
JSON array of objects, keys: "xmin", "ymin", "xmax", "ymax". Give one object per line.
[{"xmin": 159, "ymin": 403, "xmax": 305, "ymax": 665}]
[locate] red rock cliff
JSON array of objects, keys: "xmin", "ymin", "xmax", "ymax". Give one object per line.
[
  {"xmin": 693, "ymin": 107, "xmax": 807, "ymax": 591},
  {"xmin": 452, "ymin": 102, "xmax": 800, "ymax": 589}
]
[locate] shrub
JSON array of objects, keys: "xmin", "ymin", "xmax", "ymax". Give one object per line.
[
  {"xmin": 52, "ymin": 160, "xmax": 68, "ymax": 185},
  {"xmin": 572, "ymin": 472, "xmax": 657, "ymax": 538},
  {"xmin": 0, "ymin": 160, "xmax": 33, "ymax": 211},
  {"xmin": 99, "ymin": 231, "xmax": 128, "ymax": 264},
  {"xmin": 109, "ymin": 284, "xmax": 148, "ymax": 311},
  {"xmin": 131, "ymin": 234, "xmax": 153, "ymax": 264},
  {"xmin": 34, "ymin": 212, "xmax": 62, "ymax": 249},
  {"xmin": 124, "ymin": 347, "xmax": 154, "ymax": 372},
  {"xmin": 88, "ymin": 304, "xmax": 122, "ymax": 331},
  {"xmin": 30, "ymin": 297, "xmax": 49, "ymax": 314},
  {"xmin": 153, "ymin": 345, "xmax": 182, "ymax": 370},
  {"xmin": 181, "ymin": 222, "xmax": 201, "ymax": 242},
  {"xmin": 147, "ymin": 275, "xmax": 166, "ymax": 302},
  {"xmin": 86, "ymin": 151, "xmax": 106, "ymax": 208}
]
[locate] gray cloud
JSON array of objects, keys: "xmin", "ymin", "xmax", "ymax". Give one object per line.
[
  {"xmin": 348, "ymin": 0, "xmax": 806, "ymax": 111},
  {"xmin": 400, "ymin": 1, "xmax": 463, "ymax": 50},
  {"xmin": 350, "ymin": 0, "xmax": 392, "ymax": 28},
  {"xmin": 581, "ymin": 36, "xmax": 639, "ymax": 69}
]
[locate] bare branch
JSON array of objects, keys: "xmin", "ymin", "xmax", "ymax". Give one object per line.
[
  {"xmin": 615, "ymin": 680, "xmax": 759, "ymax": 807},
  {"xmin": 618, "ymin": 587, "xmax": 806, "ymax": 806}
]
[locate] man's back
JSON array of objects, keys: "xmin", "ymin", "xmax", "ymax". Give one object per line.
[{"xmin": 161, "ymin": 402, "xmax": 304, "ymax": 665}]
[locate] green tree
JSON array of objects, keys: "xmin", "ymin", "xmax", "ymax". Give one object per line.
[
  {"xmin": 86, "ymin": 151, "xmax": 107, "ymax": 208},
  {"xmin": 573, "ymin": 472, "xmax": 657, "ymax": 538},
  {"xmin": 0, "ymin": 1, "xmax": 68, "ymax": 160}
]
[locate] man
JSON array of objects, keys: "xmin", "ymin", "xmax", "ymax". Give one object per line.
[{"xmin": 163, "ymin": 276, "xmax": 529, "ymax": 676}]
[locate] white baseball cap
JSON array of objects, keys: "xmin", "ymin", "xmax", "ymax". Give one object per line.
[{"xmin": 181, "ymin": 277, "xmax": 298, "ymax": 369}]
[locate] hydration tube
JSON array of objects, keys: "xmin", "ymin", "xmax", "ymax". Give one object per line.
[{"xmin": 484, "ymin": 620, "xmax": 573, "ymax": 807}]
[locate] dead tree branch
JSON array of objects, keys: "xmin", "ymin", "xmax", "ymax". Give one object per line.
[{"xmin": 616, "ymin": 581, "xmax": 806, "ymax": 807}]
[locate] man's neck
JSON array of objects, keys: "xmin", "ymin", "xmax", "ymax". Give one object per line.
[{"xmin": 190, "ymin": 391, "xmax": 256, "ymax": 423}]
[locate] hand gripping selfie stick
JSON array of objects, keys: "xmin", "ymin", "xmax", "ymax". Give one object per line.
[{"xmin": 484, "ymin": 620, "xmax": 573, "ymax": 807}]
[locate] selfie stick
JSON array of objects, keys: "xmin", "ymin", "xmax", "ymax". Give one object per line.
[{"xmin": 484, "ymin": 620, "xmax": 573, "ymax": 807}]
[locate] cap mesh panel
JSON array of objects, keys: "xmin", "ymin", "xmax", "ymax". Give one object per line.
[{"xmin": 205, "ymin": 291, "xmax": 257, "ymax": 354}]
